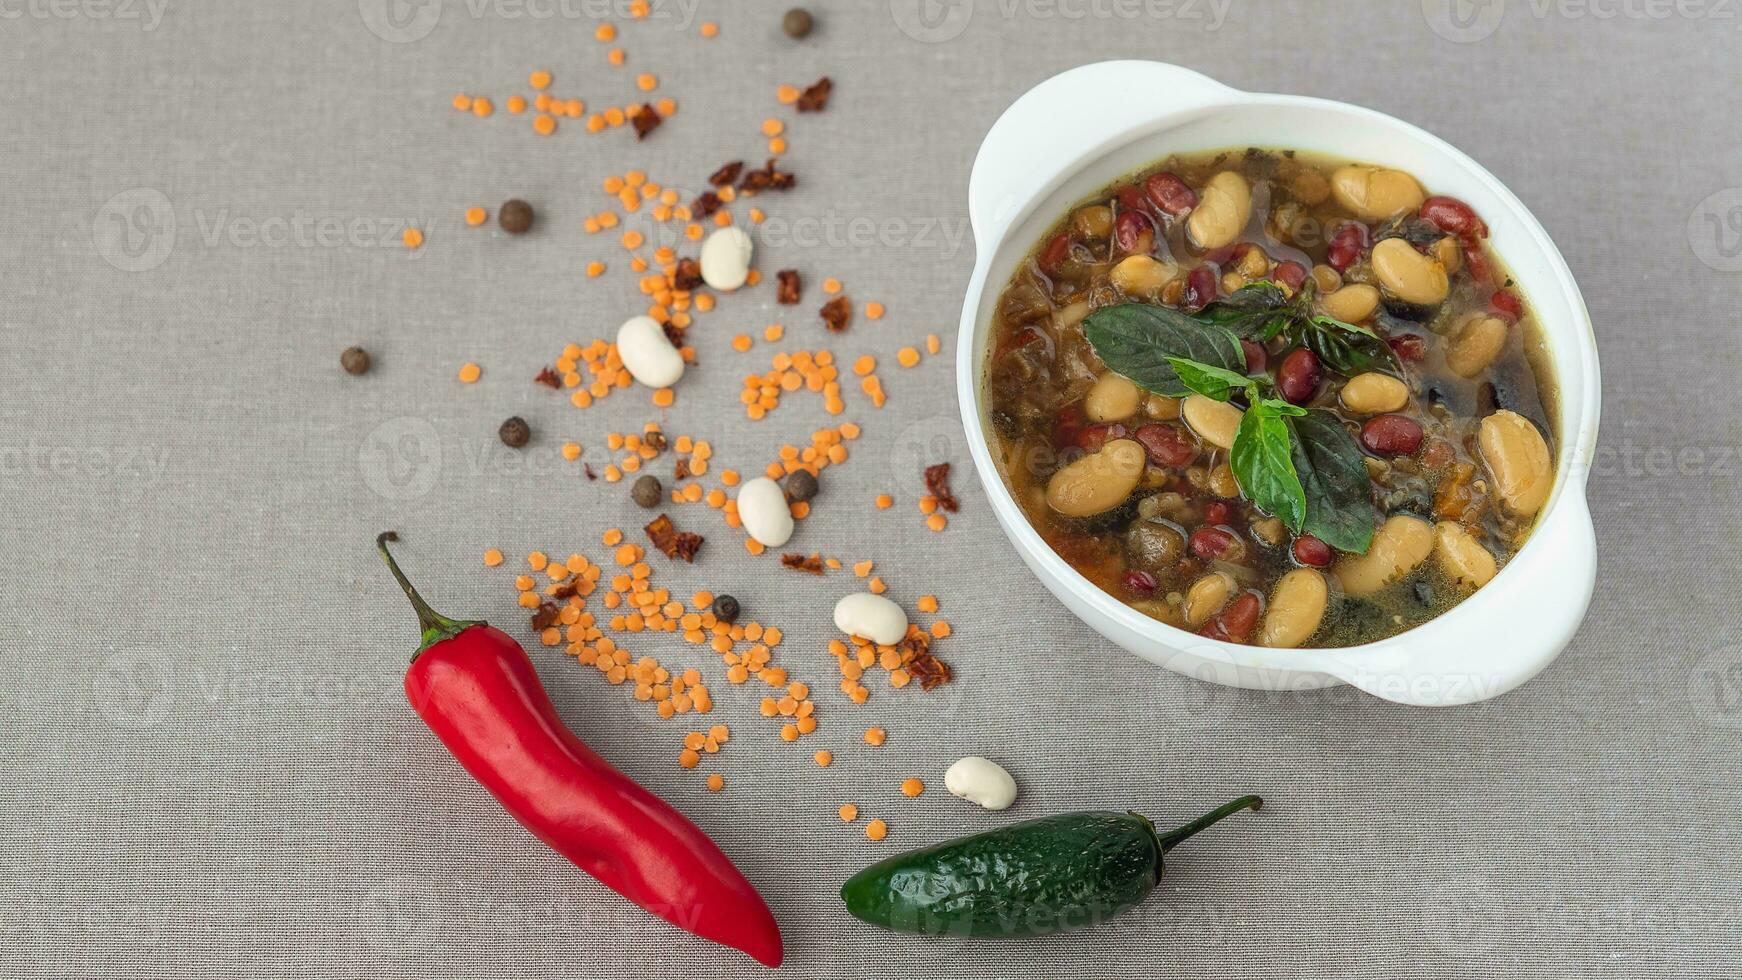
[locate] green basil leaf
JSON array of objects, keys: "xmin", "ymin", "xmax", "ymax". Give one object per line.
[
  {"xmin": 1198, "ymin": 281, "xmax": 1287, "ymax": 315},
  {"xmin": 1253, "ymin": 312, "xmax": 1296, "ymax": 342},
  {"xmin": 1165, "ymin": 357, "xmax": 1254, "ymax": 402},
  {"xmin": 1304, "ymin": 315, "xmax": 1396, "ymax": 375},
  {"xmin": 1083, "ymin": 303, "xmax": 1246, "ymax": 397},
  {"xmin": 1196, "ymin": 282, "xmax": 1296, "ymax": 338},
  {"xmin": 1259, "ymin": 396, "xmax": 1308, "ymax": 418},
  {"xmin": 1288, "ymin": 409, "xmax": 1376, "ymax": 553},
  {"xmin": 1231, "ymin": 402, "xmax": 1306, "ymax": 531}
]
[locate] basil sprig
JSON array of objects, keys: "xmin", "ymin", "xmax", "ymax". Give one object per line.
[
  {"xmin": 1083, "ymin": 291, "xmax": 1379, "ymax": 554},
  {"xmin": 1200, "ymin": 282, "xmax": 1397, "ymax": 375}
]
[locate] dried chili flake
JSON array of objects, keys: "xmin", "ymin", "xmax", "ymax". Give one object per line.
[
  {"xmin": 631, "ymin": 103, "xmax": 663, "ymax": 140},
  {"xmin": 645, "ymin": 514, "xmax": 703, "ymax": 562},
  {"xmin": 662, "ymin": 322, "xmax": 686, "ymax": 348},
  {"xmin": 819, "ymin": 295, "xmax": 852, "ymax": 332},
  {"xmin": 776, "ymin": 269, "xmax": 801, "ymax": 305},
  {"xmin": 708, "ymin": 161, "xmax": 744, "ymax": 187},
  {"xmin": 584, "ymin": 463, "xmax": 598, "ymax": 481},
  {"xmin": 796, "ymin": 76, "xmax": 832, "ymax": 113},
  {"xmin": 551, "ymin": 579, "xmax": 582, "ymax": 600},
  {"xmin": 924, "ymin": 463, "xmax": 960, "ymax": 513},
  {"xmin": 672, "ymin": 257, "xmax": 704, "ymax": 291},
  {"xmin": 674, "ymin": 457, "xmax": 691, "ymax": 480},
  {"xmin": 897, "ymin": 629, "xmax": 953, "ymax": 689},
  {"xmin": 673, "ymin": 531, "xmax": 703, "ymax": 562},
  {"xmin": 780, "ymin": 553, "xmax": 825, "ymax": 575},
  {"xmin": 908, "ymin": 651, "xmax": 953, "ymax": 690},
  {"xmin": 643, "ymin": 429, "xmax": 668, "ymax": 453},
  {"xmin": 738, "ymin": 158, "xmax": 794, "ymax": 194},
  {"xmin": 646, "ymin": 515, "xmax": 678, "ymax": 554},
  {"xmin": 691, "ymin": 190, "xmax": 723, "ymax": 220},
  {"xmin": 530, "ymin": 601, "xmax": 563, "ymax": 631},
  {"xmin": 534, "ymin": 367, "xmax": 561, "ymax": 389}
]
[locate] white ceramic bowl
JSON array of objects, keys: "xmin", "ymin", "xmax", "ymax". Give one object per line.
[{"xmin": 956, "ymin": 61, "xmax": 1600, "ymax": 706}]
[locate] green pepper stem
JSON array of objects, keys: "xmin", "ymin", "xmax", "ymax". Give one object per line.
[
  {"xmin": 1156, "ymin": 795, "xmax": 1263, "ymax": 853},
  {"xmin": 376, "ymin": 531, "xmax": 480, "ymax": 657}
]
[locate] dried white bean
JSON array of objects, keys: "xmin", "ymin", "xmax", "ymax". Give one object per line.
[
  {"xmin": 736, "ymin": 477, "xmax": 793, "ymax": 547},
  {"xmin": 944, "ymin": 756, "xmax": 1018, "ymax": 811},
  {"xmin": 699, "ymin": 226, "xmax": 753, "ymax": 291},
  {"xmin": 615, "ymin": 314, "xmax": 685, "ymax": 389},
  {"xmin": 833, "ymin": 592, "xmax": 907, "ymax": 645}
]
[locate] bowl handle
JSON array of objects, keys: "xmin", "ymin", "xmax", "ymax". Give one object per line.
[
  {"xmin": 1317, "ymin": 493, "xmax": 1598, "ymax": 706},
  {"xmin": 967, "ymin": 61, "xmax": 1234, "ymax": 238}
]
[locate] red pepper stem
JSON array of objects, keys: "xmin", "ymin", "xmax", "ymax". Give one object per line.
[
  {"xmin": 1156, "ymin": 795, "xmax": 1263, "ymax": 853},
  {"xmin": 376, "ymin": 531, "xmax": 481, "ymax": 657}
]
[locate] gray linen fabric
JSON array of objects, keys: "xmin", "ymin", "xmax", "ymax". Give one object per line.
[{"xmin": 1, "ymin": 1, "xmax": 1738, "ymax": 977}]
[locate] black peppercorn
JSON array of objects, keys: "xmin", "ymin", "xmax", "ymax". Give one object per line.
[
  {"xmin": 785, "ymin": 469, "xmax": 818, "ymax": 503},
  {"xmin": 631, "ymin": 474, "xmax": 663, "ymax": 508},
  {"xmin": 340, "ymin": 346, "xmax": 370, "ymax": 376},
  {"xmin": 499, "ymin": 199, "xmax": 534, "ymax": 235},
  {"xmin": 498, "ymin": 416, "xmax": 531, "ymax": 448},
  {"xmin": 782, "ymin": 7, "xmax": 812, "ymax": 37},
  {"xmin": 711, "ymin": 594, "xmax": 740, "ymax": 624}
]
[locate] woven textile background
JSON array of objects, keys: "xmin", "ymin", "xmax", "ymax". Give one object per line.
[{"xmin": 2, "ymin": 1, "xmax": 1738, "ymax": 977}]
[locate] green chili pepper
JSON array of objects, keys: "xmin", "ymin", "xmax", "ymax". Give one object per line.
[{"xmin": 839, "ymin": 795, "xmax": 1261, "ymax": 937}]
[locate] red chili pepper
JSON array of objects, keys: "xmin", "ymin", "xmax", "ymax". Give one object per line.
[{"xmin": 376, "ymin": 533, "xmax": 783, "ymax": 967}]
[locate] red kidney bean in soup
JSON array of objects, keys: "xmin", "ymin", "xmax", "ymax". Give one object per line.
[{"xmin": 983, "ymin": 148, "xmax": 1558, "ymax": 648}]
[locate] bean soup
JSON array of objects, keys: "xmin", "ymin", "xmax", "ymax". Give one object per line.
[{"xmin": 983, "ymin": 148, "xmax": 1556, "ymax": 648}]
